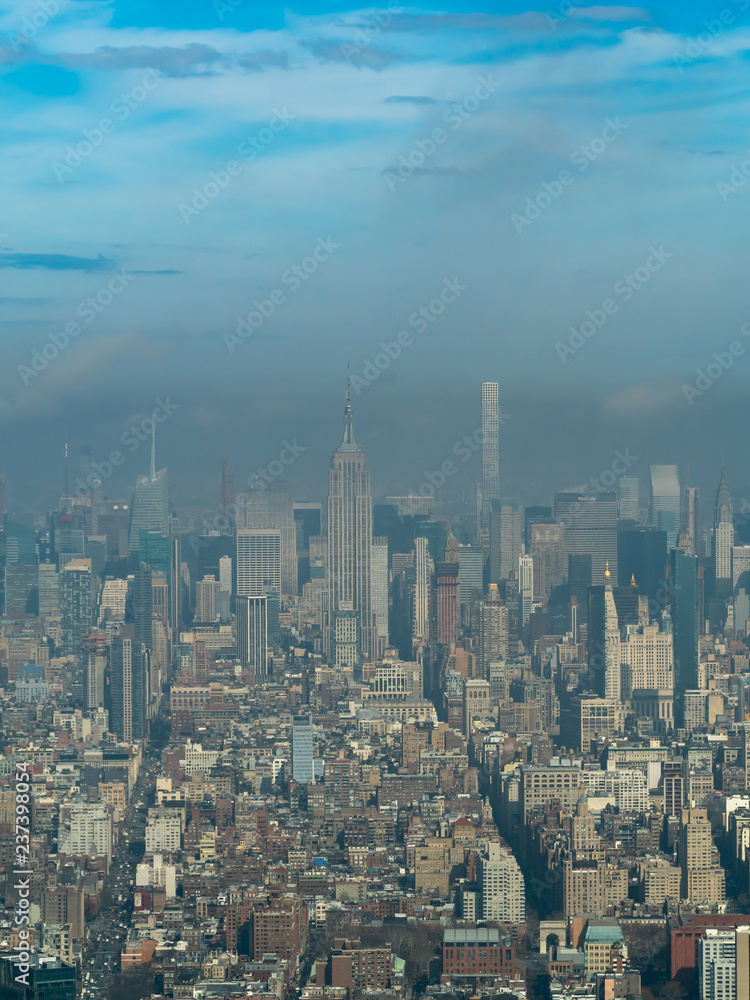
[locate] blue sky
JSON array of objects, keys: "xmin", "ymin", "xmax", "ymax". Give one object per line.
[{"xmin": 2, "ymin": 0, "xmax": 750, "ymax": 514}]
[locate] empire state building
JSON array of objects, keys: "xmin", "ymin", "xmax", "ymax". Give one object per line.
[{"xmin": 326, "ymin": 383, "xmax": 375, "ymax": 668}]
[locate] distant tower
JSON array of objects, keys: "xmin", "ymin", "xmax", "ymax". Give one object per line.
[
  {"xmin": 588, "ymin": 563, "xmax": 621, "ymax": 702},
  {"xmin": 518, "ymin": 553, "xmax": 534, "ymax": 629},
  {"xmin": 412, "ymin": 536, "xmax": 433, "ymax": 647},
  {"xmin": 291, "ymin": 715, "xmax": 314, "ymax": 784},
  {"xmin": 714, "ymin": 470, "xmax": 733, "ymax": 598},
  {"xmin": 128, "ymin": 424, "xmax": 169, "ymax": 552},
  {"xmin": 236, "ymin": 594, "xmax": 268, "ymax": 682},
  {"xmin": 671, "ymin": 549, "xmax": 699, "ymax": 729},
  {"xmin": 220, "ymin": 458, "xmax": 235, "ymax": 513},
  {"xmin": 481, "ymin": 383, "xmax": 500, "ymax": 540},
  {"xmin": 371, "ymin": 537, "xmax": 389, "ymax": 657},
  {"xmin": 685, "ymin": 485, "xmax": 700, "ymax": 557},
  {"xmin": 650, "ymin": 465, "xmax": 680, "ymax": 548},
  {"xmin": 132, "ymin": 562, "xmax": 153, "ymax": 652},
  {"xmin": 618, "ymin": 477, "xmax": 639, "ymax": 520},
  {"xmin": 477, "ymin": 584, "xmax": 508, "ymax": 678},
  {"xmin": 238, "ymin": 482, "xmax": 297, "ymax": 599},
  {"xmin": 59, "ymin": 559, "xmax": 93, "ymax": 657},
  {"xmin": 326, "ymin": 380, "xmax": 375, "ymax": 666}
]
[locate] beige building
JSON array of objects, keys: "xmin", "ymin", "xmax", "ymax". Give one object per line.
[
  {"xmin": 620, "ymin": 624, "xmax": 673, "ymax": 696},
  {"xmin": 641, "ymin": 861, "xmax": 681, "ymax": 906},
  {"xmin": 563, "ymin": 859, "xmax": 627, "ymax": 918},
  {"xmin": 679, "ymin": 808, "xmax": 726, "ymax": 904},
  {"xmin": 521, "ymin": 764, "xmax": 582, "ymax": 823}
]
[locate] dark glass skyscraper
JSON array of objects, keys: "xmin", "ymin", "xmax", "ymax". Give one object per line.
[
  {"xmin": 132, "ymin": 562, "xmax": 153, "ymax": 652},
  {"xmin": 617, "ymin": 523, "xmax": 667, "ymax": 613},
  {"xmin": 671, "ymin": 549, "xmax": 699, "ymax": 729},
  {"xmin": 568, "ymin": 553, "xmax": 592, "ymax": 625}
]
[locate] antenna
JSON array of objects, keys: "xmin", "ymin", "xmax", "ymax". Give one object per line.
[
  {"xmin": 150, "ymin": 417, "xmax": 156, "ymax": 481},
  {"xmin": 64, "ymin": 434, "xmax": 69, "ymax": 496}
]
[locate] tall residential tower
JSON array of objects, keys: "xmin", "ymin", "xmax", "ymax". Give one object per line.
[{"xmin": 481, "ymin": 383, "xmax": 500, "ymax": 539}]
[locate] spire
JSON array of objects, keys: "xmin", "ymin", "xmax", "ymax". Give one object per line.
[
  {"xmin": 604, "ymin": 561, "xmax": 611, "ymax": 586},
  {"xmin": 715, "ymin": 467, "xmax": 732, "ymax": 525},
  {"xmin": 150, "ymin": 418, "xmax": 156, "ymax": 481},
  {"xmin": 342, "ymin": 369, "xmax": 356, "ymax": 447}
]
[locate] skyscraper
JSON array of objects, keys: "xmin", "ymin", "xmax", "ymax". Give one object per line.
[
  {"xmin": 326, "ymin": 384, "xmax": 375, "ymax": 665},
  {"xmin": 432, "ymin": 561, "xmax": 459, "ymax": 646},
  {"xmin": 489, "ymin": 498, "xmax": 523, "ymax": 583},
  {"xmin": 371, "ymin": 537, "xmax": 389, "ymax": 656},
  {"xmin": 412, "ymin": 535, "xmax": 432, "ymax": 646},
  {"xmin": 617, "ymin": 523, "xmax": 667, "ymax": 613},
  {"xmin": 555, "ymin": 492, "xmax": 618, "ymax": 585},
  {"xmin": 650, "ymin": 465, "xmax": 681, "ymax": 548},
  {"xmin": 220, "ymin": 457, "xmax": 235, "ymax": 513},
  {"xmin": 479, "ymin": 842, "xmax": 525, "ymax": 923},
  {"xmin": 569, "ymin": 553, "xmax": 593, "ymax": 626},
  {"xmin": 714, "ymin": 470, "xmax": 733, "ymax": 598},
  {"xmin": 518, "ymin": 553, "xmax": 534, "ymax": 629},
  {"xmin": 128, "ymin": 430, "xmax": 169, "ymax": 553},
  {"xmin": 139, "ymin": 529, "xmax": 170, "ymax": 578},
  {"xmin": 458, "ymin": 544, "xmax": 485, "ymax": 608},
  {"xmin": 291, "ymin": 714, "xmax": 314, "ymax": 784},
  {"xmin": 236, "ymin": 594, "xmax": 268, "ymax": 681},
  {"xmin": 132, "ymin": 562, "xmax": 153, "ymax": 652},
  {"xmin": 685, "ymin": 485, "xmax": 700, "ymax": 557},
  {"xmin": 59, "ymin": 559, "xmax": 93, "ymax": 657},
  {"xmin": 195, "ymin": 575, "xmax": 219, "ymax": 623},
  {"xmin": 38, "ymin": 562, "xmax": 59, "ymax": 616},
  {"xmin": 588, "ymin": 564, "xmax": 621, "ymax": 702},
  {"xmin": 236, "ymin": 529, "xmax": 282, "ymax": 598},
  {"xmin": 530, "ymin": 522, "xmax": 565, "ymax": 604},
  {"xmin": 110, "ymin": 630, "xmax": 148, "ymax": 742},
  {"xmin": 239, "ymin": 482, "xmax": 297, "ymax": 599},
  {"xmin": 671, "ymin": 549, "xmax": 699, "ymax": 729},
  {"xmin": 481, "ymin": 383, "xmax": 500, "ymax": 538},
  {"xmin": 477, "ymin": 584, "xmax": 508, "ymax": 678},
  {"xmin": 169, "ymin": 516, "xmax": 181, "ymax": 635},
  {"xmin": 618, "ymin": 477, "xmax": 639, "ymax": 520}
]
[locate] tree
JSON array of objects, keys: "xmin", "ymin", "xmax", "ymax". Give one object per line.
[{"xmin": 656, "ymin": 981, "xmax": 686, "ymax": 1000}]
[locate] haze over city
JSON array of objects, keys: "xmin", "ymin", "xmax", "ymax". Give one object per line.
[{"xmin": 2, "ymin": 0, "xmax": 750, "ymax": 512}]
